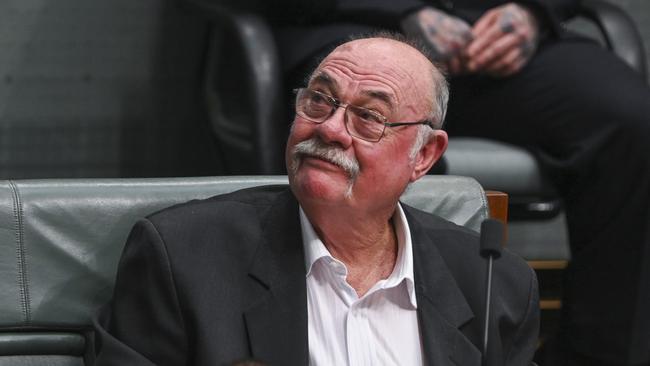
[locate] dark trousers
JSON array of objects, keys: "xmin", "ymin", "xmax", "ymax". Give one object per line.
[{"xmin": 444, "ymin": 37, "xmax": 650, "ymax": 365}]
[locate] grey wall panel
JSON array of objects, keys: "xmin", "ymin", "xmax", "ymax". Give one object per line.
[{"xmin": 0, "ymin": 0, "xmax": 221, "ymax": 179}]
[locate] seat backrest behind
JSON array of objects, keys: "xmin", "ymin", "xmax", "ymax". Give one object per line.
[{"xmin": 0, "ymin": 175, "xmax": 487, "ymax": 365}]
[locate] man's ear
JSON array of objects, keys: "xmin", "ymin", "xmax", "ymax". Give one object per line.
[{"xmin": 410, "ymin": 129, "xmax": 448, "ymax": 182}]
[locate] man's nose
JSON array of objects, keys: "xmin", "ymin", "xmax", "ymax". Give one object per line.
[{"xmin": 315, "ymin": 106, "xmax": 353, "ymax": 149}]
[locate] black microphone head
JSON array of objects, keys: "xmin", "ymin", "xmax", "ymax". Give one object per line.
[{"xmin": 480, "ymin": 219, "xmax": 503, "ymax": 259}]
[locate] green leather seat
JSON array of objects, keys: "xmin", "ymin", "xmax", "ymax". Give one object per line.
[{"xmin": 0, "ymin": 175, "xmax": 488, "ymax": 365}]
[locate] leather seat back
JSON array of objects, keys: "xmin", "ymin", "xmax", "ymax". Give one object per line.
[{"xmin": 0, "ymin": 175, "xmax": 487, "ymax": 365}]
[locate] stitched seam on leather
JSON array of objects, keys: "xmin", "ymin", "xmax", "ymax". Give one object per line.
[
  {"xmin": 9, "ymin": 181, "xmax": 31, "ymax": 324},
  {"xmin": 469, "ymin": 178, "xmax": 489, "ymax": 219}
]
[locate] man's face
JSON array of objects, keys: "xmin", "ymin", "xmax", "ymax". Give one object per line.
[{"xmin": 286, "ymin": 38, "xmax": 444, "ymax": 211}]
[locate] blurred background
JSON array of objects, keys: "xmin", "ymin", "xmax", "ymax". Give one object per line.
[
  {"xmin": 612, "ymin": 0, "xmax": 650, "ymax": 58},
  {"xmin": 0, "ymin": 0, "xmax": 648, "ymax": 180},
  {"xmin": 0, "ymin": 0, "xmax": 218, "ymax": 179}
]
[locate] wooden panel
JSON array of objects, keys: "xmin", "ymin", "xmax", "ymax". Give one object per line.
[
  {"xmin": 529, "ymin": 260, "xmax": 569, "ymax": 270},
  {"xmin": 540, "ymin": 299, "xmax": 562, "ymax": 310},
  {"xmin": 485, "ymin": 191, "xmax": 508, "ymax": 223},
  {"xmin": 485, "ymin": 191, "xmax": 508, "ymax": 247}
]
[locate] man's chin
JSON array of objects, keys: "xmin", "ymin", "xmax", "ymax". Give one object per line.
[{"xmin": 290, "ymin": 164, "xmax": 355, "ymax": 202}]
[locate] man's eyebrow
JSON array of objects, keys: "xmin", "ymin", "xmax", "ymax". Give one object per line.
[
  {"xmin": 311, "ymin": 71, "xmax": 395, "ymax": 109},
  {"xmin": 361, "ymin": 90, "xmax": 395, "ymax": 110},
  {"xmin": 310, "ymin": 72, "xmax": 339, "ymax": 95}
]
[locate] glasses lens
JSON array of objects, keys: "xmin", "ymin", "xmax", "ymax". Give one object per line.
[
  {"xmin": 346, "ymin": 105, "xmax": 386, "ymax": 141},
  {"xmin": 296, "ymin": 89, "xmax": 333, "ymax": 122}
]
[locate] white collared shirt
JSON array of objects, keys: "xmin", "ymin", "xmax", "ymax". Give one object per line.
[{"xmin": 300, "ymin": 204, "xmax": 423, "ymax": 366}]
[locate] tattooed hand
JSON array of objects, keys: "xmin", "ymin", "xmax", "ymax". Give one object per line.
[
  {"xmin": 401, "ymin": 7, "xmax": 473, "ymax": 74},
  {"xmin": 464, "ymin": 3, "xmax": 540, "ymax": 77}
]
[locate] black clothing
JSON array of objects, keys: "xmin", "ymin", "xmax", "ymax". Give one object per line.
[
  {"xmin": 94, "ymin": 186, "xmax": 539, "ymax": 365},
  {"xmin": 446, "ymin": 36, "xmax": 650, "ymax": 364}
]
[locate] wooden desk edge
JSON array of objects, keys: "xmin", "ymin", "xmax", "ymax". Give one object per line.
[{"xmin": 485, "ymin": 190, "xmax": 508, "ymax": 224}]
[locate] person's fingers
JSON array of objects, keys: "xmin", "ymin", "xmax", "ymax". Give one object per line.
[
  {"xmin": 472, "ymin": 8, "xmax": 498, "ymax": 36},
  {"xmin": 467, "ymin": 8, "xmax": 509, "ymax": 61},
  {"xmin": 449, "ymin": 17, "xmax": 474, "ymax": 42},
  {"xmin": 469, "ymin": 32, "xmax": 520, "ymax": 71},
  {"xmin": 402, "ymin": 7, "xmax": 477, "ymax": 63},
  {"xmin": 460, "ymin": 26, "xmax": 474, "ymax": 44},
  {"xmin": 465, "ymin": 23, "xmax": 505, "ymax": 71},
  {"xmin": 460, "ymin": 3, "xmax": 540, "ymax": 76},
  {"xmin": 424, "ymin": 16, "xmax": 473, "ymax": 60},
  {"xmin": 450, "ymin": 21, "xmax": 474, "ymax": 48},
  {"xmin": 484, "ymin": 47, "xmax": 521, "ymax": 76},
  {"xmin": 402, "ymin": 8, "xmax": 448, "ymax": 60},
  {"xmin": 444, "ymin": 33, "xmax": 470, "ymax": 57},
  {"xmin": 496, "ymin": 57, "xmax": 526, "ymax": 77}
]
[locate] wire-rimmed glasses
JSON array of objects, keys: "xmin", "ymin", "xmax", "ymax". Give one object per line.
[{"xmin": 294, "ymin": 88, "xmax": 435, "ymax": 142}]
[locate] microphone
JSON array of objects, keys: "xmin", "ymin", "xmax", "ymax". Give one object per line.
[{"xmin": 479, "ymin": 219, "xmax": 504, "ymax": 366}]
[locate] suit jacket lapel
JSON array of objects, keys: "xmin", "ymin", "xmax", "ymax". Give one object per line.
[
  {"xmin": 242, "ymin": 196, "xmax": 480, "ymax": 365},
  {"xmin": 405, "ymin": 206, "xmax": 481, "ymax": 366},
  {"xmin": 244, "ymin": 189, "xmax": 309, "ymax": 366}
]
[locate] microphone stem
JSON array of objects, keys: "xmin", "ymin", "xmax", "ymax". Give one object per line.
[{"xmin": 482, "ymin": 255, "xmax": 494, "ymax": 366}]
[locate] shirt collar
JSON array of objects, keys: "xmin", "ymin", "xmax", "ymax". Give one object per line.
[
  {"xmin": 300, "ymin": 206, "xmax": 331, "ymax": 277},
  {"xmin": 300, "ymin": 203, "xmax": 417, "ymax": 308}
]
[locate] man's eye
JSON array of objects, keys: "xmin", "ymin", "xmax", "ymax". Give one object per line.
[
  {"xmin": 307, "ymin": 95, "xmax": 332, "ymax": 112},
  {"xmin": 310, "ymin": 94, "xmax": 327, "ymax": 104},
  {"xmin": 307, "ymin": 90, "xmax": 335, "ymax": 104},
  {"xmin": 357, "ymin": 109, "xmax": 383, "ymax": 123}
]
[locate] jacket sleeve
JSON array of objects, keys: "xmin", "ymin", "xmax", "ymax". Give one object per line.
[
  {"xmin": 505, "ymin": 265, "xmax": 541, "ymax": 366},
  {"xmin": 93, "ymin": 219, "xmax": 188, "ymax": 366}
]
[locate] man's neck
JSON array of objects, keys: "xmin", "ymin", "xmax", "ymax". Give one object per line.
[{"xmin": 302, "ymin": 203, "xmax": 399, "ymax": 297}]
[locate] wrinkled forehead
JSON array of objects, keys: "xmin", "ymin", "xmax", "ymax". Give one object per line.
[{"xmin": 311, "ymin": 38, "xmax": 434, "ymax": 114}]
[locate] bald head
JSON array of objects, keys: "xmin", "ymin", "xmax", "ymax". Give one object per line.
[
  {"xmin": 312, "ymin": 36, "xmax": 448, "ymax": 128},
  {"xmin": 328, "ymin": 37, "xmax": 433, "ymax": 67}
]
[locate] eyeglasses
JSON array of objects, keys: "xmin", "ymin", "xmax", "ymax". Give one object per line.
[{"xmin": 294, "ymin": 88, "xmax": 435, "ymax": 142}]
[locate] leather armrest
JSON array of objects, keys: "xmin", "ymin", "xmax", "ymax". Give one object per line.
[{"xmin": 0, "ymin": 332, "xmax": 85, "ymax": 356}]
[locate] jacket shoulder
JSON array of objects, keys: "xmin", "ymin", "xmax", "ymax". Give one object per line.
[
  {"xmin": 140, "ymin": 185, "xmax": 293, "ymax": 255},
  {"xmin": 404, "ymin": 204, "xmax": 535, "ymax": 293},
  {"xmin": 406, "ymin": 203, "xmax": 528, "ymax": 261},
  {"xmin": 147, "ymin": 185, "xmax": 289, "ymax": 226}
]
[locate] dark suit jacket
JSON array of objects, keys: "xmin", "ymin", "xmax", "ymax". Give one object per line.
[{"xmin": 94, "ymin": 185, "xmax": 539, "ymax": 366}]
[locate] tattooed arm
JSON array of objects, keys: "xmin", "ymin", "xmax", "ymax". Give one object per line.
[
  {"xmin": 401, "ymin": 7, "xmax": 474, "ymax": 75},
  {"xmin": 464, "ymin": 3, "xmax": 540, "ymax": 77}
]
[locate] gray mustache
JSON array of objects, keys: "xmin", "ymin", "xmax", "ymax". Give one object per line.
[{"xmin": 292, "ymin": 139, "xmax": 360, "ymax": 179}]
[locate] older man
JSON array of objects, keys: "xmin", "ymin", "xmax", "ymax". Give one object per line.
[{"xmin": 93, "ymin": 36, "xmax": 538, "ymax": 366}]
